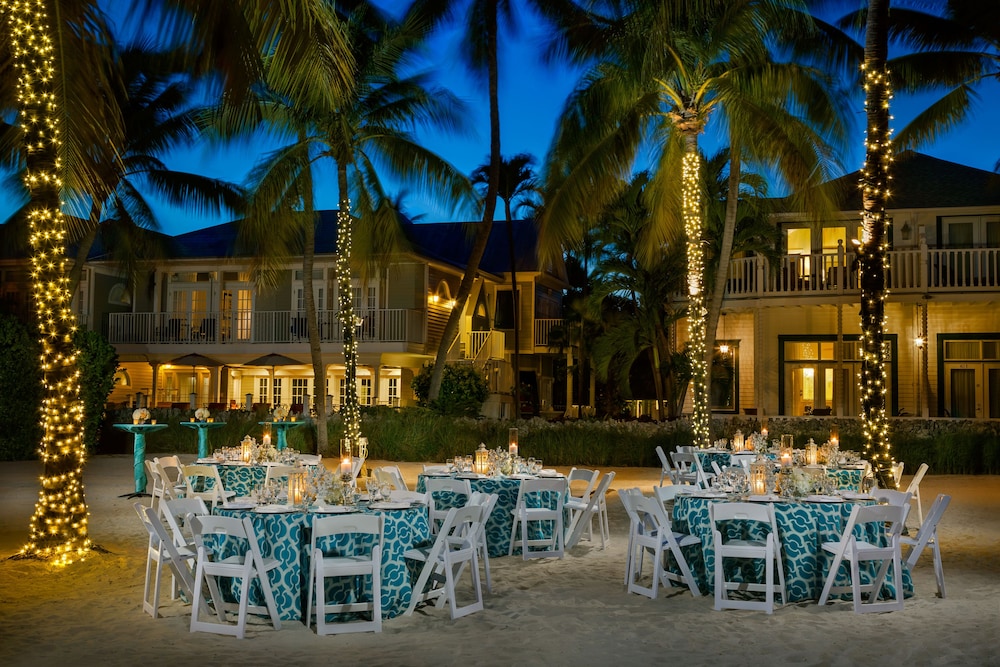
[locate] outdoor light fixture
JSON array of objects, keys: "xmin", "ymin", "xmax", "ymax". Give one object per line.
[{"xmin": 914, "ymin": 336, "xmax": 924, "ymax": 348}]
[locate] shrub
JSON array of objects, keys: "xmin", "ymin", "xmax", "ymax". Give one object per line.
[
  {"xmin": 74, "ymin": 329, "xmax": 119, "ymax": 454},
  {"xmin": 0, "ymin": 314, "xmax": 43, "ymax": 460},
  {"xmin": 412, "ymin": 363, "xmax": 489, "ymax": 417}
]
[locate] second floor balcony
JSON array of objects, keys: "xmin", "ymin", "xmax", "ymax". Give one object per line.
[
  {"xmin": 726, "ymin": 245, "xmax": 1000, "ymax": 299},
  {"xmin": 106, "ymin": 308, "xmax": 425, "ymax": 347}
]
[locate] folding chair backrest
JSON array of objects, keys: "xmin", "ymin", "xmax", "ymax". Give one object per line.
[
  {"xmin": 264, "ymin": 464, "xmax": 300, "ymax": 487},
  {"xmin": 710, "ymin": 501, "xmax": 777, "ymax": 535},
  {"xmin": 162, "ymin": 497, "xmax": 210, "ymax": 547},
  {"xmin": 374, "ymin": 465, "xmax": 408, "ymax": 491},
  {"xmin": 846, "ymin": 503, "xmax": 906, "ymax": 544},
  {"xmin": 566, "ymin": 468, "xmax": 599, "ymax": 503},
  {"xmin": 905, "ymin": 463, "xmax": 929, "ymax": 495},
  {"xmin": 904, "ymin": 493, "xmax": 951, "ymax": 568},
  {"xmin": 515, "ymin": 477, "xmax": 566, "ymax": 511},
  {"xmin": 426, "ymin": 477, "xmax": 472, "ymax": 532},
  {"xmin": 190, "ymin": 514, "xmax": 250, "ymax": 561},
  {"xmin": 182, "ymin": 464, "xmax": 228, "ymax": 508}
]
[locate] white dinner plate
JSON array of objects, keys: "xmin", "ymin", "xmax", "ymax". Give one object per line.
[
  {"xmin": 805, "ymin": 494, "xmax": 844, "ymax": 503},
  {"xmin": 839, "ymin": 491, "xmax": 873, "ymax": 501},
  {"xmin": 510, "ymin": 473, "xmax": 536, "ymax": 480},
  {"xmin": 221, "ymin": 502, "xmax": 256, "ymax": 510},
  {"xmin": 537, "ymin": 469, "xmax": 563, "ymax": 477},
  {"xmin": 368, "ymin": 502, "xmax": 412, "ymax": 511},
  {"xmin": 254, "ymin": 504, "xmax": 296, "ymax": 514},
  {"xmin": 689, "ymin": 492, "xmax": 728, "ymax": 499},
  {"xmin": 455, "ymin": 473, "xmax": 484, "ymax": 479},
  {"xmin": 309, "ymin": 505, "xmax": 356, "ymax": 514},
  {"xmin": 747, "ymin": 494, "xmax": 781, "ymax": 503}
]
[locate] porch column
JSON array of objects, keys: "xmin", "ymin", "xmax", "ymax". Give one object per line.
[{"xmin": 564, "ymin": 346, "xmax": 574, "ymax": 418}]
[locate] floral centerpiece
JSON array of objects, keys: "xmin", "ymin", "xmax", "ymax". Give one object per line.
[
  {"xmin": 304, "ymin": 465, "xmax": 346, "ymax": 505},
  {"xmin": 486, "ymin": 446, "xmax": 514, "ymax": 476},
  {"xmin": 132, "ymin": 407, "xmax": 150, "ymax": 424},
  {"xmin": 272, "ymin": 404, "xmax": 289, "ymax": 421},
  {"xmin": 194, "ymin": 407, "xmax": 210, "ymax": 421},
  {"xmin": 778, "ymin": 467, "xmax": 814, "ymax": 498}
]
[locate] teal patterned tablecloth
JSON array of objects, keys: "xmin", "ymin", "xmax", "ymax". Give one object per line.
[
  {"xmin": 671, "ymin": 495, "xmax": 912, "ymax": 602},
  {"xmin": 213, "ymin": 504, "xmax": 431, "ymax": 621},
  {"xmin": 215, "ymin": 464, "xmax": 267, "ymax": 496},
  {"xmin": 416, "ymin": 474, "xmax": 567, "ymax": 557}
]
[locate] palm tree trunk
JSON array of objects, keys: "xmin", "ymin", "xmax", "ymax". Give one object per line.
[
  {"xmin": 704, "ymin": 148, "xmax": 743, "ymax": 433},
  {"xmin": 682, "ymin": 133, "xmax": 711, "ymax": 447},
  {"xmin": 300, "ymin": 142, "xmax": 328, "ymax": 456},
  {"xmin": 429, "ymin": 1, "xmax": 501, "ymax": 404},
  {"xmin": 860, "ymin": 0, "xmax": 893, "ymax": 484},
  {"xmin": 336, "ymin": 163, "xmax": 361, "ymax": 456},
  {"xmin": 9, "ymin": 0, "xmax": 91, "ymax": 563},
  {"xmin": 505, "ymin": 199, "xmax": 521, "ymax": 419}
]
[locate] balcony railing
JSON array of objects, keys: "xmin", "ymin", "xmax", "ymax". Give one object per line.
[
  {"xmin": 106, "ymin": 309, "xmax": 425, "ymax": 346},
  {"xmin": 725, "ymin": 246, "xmax": 1000, "ymax": 299}
]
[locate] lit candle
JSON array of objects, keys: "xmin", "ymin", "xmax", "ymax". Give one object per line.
[
  {"xmin": 340, "ymin": 457, "xmax": 352, "ymax": 477},
  {"xmin": 508, "ymin": 427, "xmax": 518, "ymax": 458},
  {"xmin": 780, "ymin": 452, "xmax": 793, "ymax": 467},
  {"xmin": 207, "ymin": 417, "xmax": 214, "ymax": 423},
  {"xmin": 761, "ymin": 427, "xmax": 768, "ymax": 440},
  {"xmin": 263, "ymin": 433, "xmax": 271, "ymax": 447},
  {"xmin": 190, "ymin": 417, "xmax": 196, "ymax": 422},
  {"xmin": 509, "ymin": 443, "xmax": 518, "ymax": 457}
]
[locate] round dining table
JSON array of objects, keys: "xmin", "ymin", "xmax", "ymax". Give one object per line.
[
  {"xmin": 214, "ymin": 503, "xmax": 431, "ymax": 621},
  {"xmin": 671, "ymin": 493, "xmax": 913, "ymax": 602}
]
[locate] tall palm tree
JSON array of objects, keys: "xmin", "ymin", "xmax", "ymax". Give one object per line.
[
  {"xmin": 0, "ymin": 0, "xmax": 120, "ymax": 564},
  {"xmin": 221, "ymin": 3, "xmax": 473, "ymax": 456},
  {"xmin": 470, "ymin": 152, "xmax": 539, "ymax": 418},
  {"xmin": 540, "ymin": 0, "xmax": 848, "ymax": 443}
]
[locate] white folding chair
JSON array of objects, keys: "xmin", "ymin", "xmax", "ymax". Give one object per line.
[
  {"xmin": 891, "ymin": 461, "xmax": 905, "ymax": 487},
  {"xmin": 904, "ymin": 463, "xmax": 930, "ymax": 529},
  {"xmin": 467, "ymin": 491, "xmax": 499, "ymax": 592},
  {"xmin": 154, "ymin": 457, "xmax": 187, "ymax": 504},
  {"xmin": 618, "ymin": 488, "xmax": 644, "ymax": 586},
  {"xmin": 146, "ymin": 460, "xmax": 165, "ymax": 512},
  {"xmin": 133, "ymin": 502, "xmax": 197, "ymax": 618},
  {"xmin": 181, "ymin": 464, "xmax": 235, "ymax": 509},
  {"xmin": 730, "ymin": 452, "xmax": 756, "ymax": 473},
  {"xmin": 404, "ymin": 504, "xmax": 485, "ymax": 619},
  {"xmin": 263, "ymin": 463, "xmax": 300, "ymax": 487},
  {"xmin": 671, "ymin": 451, "xmax": 713, "ymax": 488},
  {"xmin": 425, "ymin": 477, "xmax": 472, "ymax": 534},
  {"xmin": 565, "ymin": 471, "xmax": 615, "ymax": 549},
  {"xmin": 307, "ymin": 513, "xmax": 384, "ymax": 635},
  {"xmin": 162, "ymin": 497, "xmax": 210, "ymax": 549},
  {"xmin": 711, "ymin": 502, "xmax": 786, "ymax": 614},
  {"xmin": 902, "ymin": 493, "xmax": 951, "ymax": 599},
  {"xmin": 374, "ymin": 465, "xmax": 409, "ymax": 491},
  {"xmin": 626, "ymin": 495, "xmax": 701, "ymax": 599},
  {"xmin": 509, "ymin": 477, "xmax": 566, "ymax": 560},
  {"xmin": 818, "ymin": 503, "xmax": 906, "ymax": 614},
  {"xmin": 563, "ymin": 468, "xmax": 599, "ymax": 543},
  {"xmin": 652, "ymin": 484, "xmax": 694, "ymax": 520},
  {"xmin": 655, "ymin": 446, "xmax": 673, "ymax": 486},
  {"xmin": 874, "ymin": 489, "xmax": 913, "ymax": 526},
  {"xmin": 189, "ymin": 515, "xmax": 282, "ymax": 638}
]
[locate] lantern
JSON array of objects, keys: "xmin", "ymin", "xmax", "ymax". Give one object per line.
[
  {"xmin": 806, "ymin": 439, "xmax": 818, "ymax": 466},
  {"xmin": 287, "ymin": 471, "xmax": 305, "ymax": 506},
  {"xmin": 732, "ymin": 430, "xmax": 745, "ymax": 453},
  {"xmin": 750, "ymin": 456, "xmax": 769, "ymax": 495},
  {"xmin": 241, "ymin": 437, "xmax": 253, "ymax": 463},
  {"xmin": 475, "ymin": 443, "xmax": 490, "ymax": 475},
  {"xmin": 508, "ymin": 428, "xmax": 519, "ymax": 457}
]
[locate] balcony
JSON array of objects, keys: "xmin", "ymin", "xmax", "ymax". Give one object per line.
[
  {"xmin": 105, "ymin": 309, "xmax": 425, "ymax": 346},
  {"xmin": 725, "ymin": 246, "xmax": 1000, "ymax": 300}
]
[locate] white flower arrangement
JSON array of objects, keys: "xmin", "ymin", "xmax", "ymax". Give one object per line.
[
  {"xmin": 272, "ymin": 404, "xmax": 289, "ymax": 421},
  {"xmin": 194, "ymin": 407, "xmax": 210, "ymax": 421},
  {"xmin": 132, "ymin": 407, "xmax": 150, "ymax": 423}
]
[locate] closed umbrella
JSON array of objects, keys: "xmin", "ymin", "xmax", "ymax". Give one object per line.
[{"xmin": 168, "ymin": 353, "xmax": 223, "ymax": 407}]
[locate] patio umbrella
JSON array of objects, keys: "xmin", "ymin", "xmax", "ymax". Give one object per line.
[
  {"xmin": 242, "ymin": 353, "xmax": 304, "ymax": 406},
  {"xmin": 168, "ymin": 353, "xmax": 224, "ymax": 406}
]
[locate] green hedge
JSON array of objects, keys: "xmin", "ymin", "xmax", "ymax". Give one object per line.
[{"xmin": 97, "ymin": 406, "xmax": 1000, "ymax": 474}]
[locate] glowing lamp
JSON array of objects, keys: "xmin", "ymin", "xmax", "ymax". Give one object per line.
[
  {"xmin": 732, "ymin": 430, "xmax": 745, "ymax": 453},
  {"xmin": 750, "ymin": 457, "xmax": 769, "ymax": 495},
  {"xmin": 475, "ymin": 443, "xmax": 490, "ymax": 475},
  {"xmin": 242, "ymin": 439, "xmax": 253, "ymax": 463},
  {"xmin": 509, "ymin": 428, "xmax": 519, "ymax": 457},
  {"xmin": 780, "ymin": 434, "xmax": 794, "ymax": 467},
  {"xmin": 806, "ymin": 439, "xmax": 818, "ymax": 466},
  {"xmin": 340, "ymin": 457, "xmax": 352, "ymax": 479},
  {"xmin": 287, "ymin": 471, "xmax": 305, "ymax": 507}
]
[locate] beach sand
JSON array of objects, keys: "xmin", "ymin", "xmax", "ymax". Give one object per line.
[{"xmin": 1, "ymin": 456, "xmax": 997, "ymax": 667}]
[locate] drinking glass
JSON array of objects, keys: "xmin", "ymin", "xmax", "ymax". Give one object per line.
[{"xmin": 379, "ymin": 481, "xmax": 392, "ymax": 502}]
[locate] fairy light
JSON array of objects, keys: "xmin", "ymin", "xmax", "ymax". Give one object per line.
[
  {"xmin": 335, "ymin": 202, "xmax": 361, "ymax": 457},
  {"xmin": 857, "ymin": 61, "xmax": 894, "ymax": 485},
  {"xmin": 2, "ymin": 0, "xmax": 91, "ymax": 564},
  {"xmin": 682, "ymin": 150, "xmax": 710, "ymax": 448}
]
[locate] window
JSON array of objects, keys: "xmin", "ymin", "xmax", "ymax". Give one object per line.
[
  {"xmin": 495, "ymin": 289, "xmax": 516, "ymax": 329},
  {"xmin": 339, "ymin": 378, "xmax": 347, "ymax": 407},
  {"xmin": 780, "ymin": 335, "xmax": 896, "ymax": 417},
  {"xmin": 359, "ymin": 378, "xmax": 372, "ymax": 406},
  {"xmin": 258, "ymin": 377, "xmax": 269, "ymax": 405},
  {"xmin": 291, "ymin": 378, "xmax": 309, "ymax": 407},
  {"xmin": 272, "ymin": 378, "xmax": 283, "ymax": 406},
  {"xmin": 387, "ymin": 377, "xmax": 399, "ymax": 406},
  {"xmin": 710, "ymin": 344, "xmax": 739, "ymax": 413}
]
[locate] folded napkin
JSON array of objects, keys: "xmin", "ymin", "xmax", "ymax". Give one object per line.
[
  {"xmin": 389, "ymin": 490, "xmax": 428, "ymax": 504},
  {"xmin": 423, "ymin": 465, "xmax": 450, "ymax": 475}
]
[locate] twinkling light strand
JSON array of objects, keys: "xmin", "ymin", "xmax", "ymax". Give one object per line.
[
  {"xmin": 682, "ymin": 150, "xmax": 711, "ymax": 448},
  {"xmin": 857, "ymin": 61, "xmax": 894, "ymax": 485},
  {"xmin": 2, "ymin": 0, "xmax": 91, "ymax": 564},
  {"xmin": 335, "ymin": 202, "xmax": 361, "ymax": 459}
]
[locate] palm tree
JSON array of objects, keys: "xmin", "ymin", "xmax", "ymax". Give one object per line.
[
  {"xmin": 220, "ymin": 3, "xmax": 473, "ymax": 456},
  {"xmin": 586, "ymin": 172, "xmax": 687, "ymax": 421},
  {"xmin": 63, "ymin": 45, "xmax": 244, "ymax": 298},
  {"xmin": 540, "ymin": 0, "xmax": 848, "ymax": 443},
  {"xmin": 0, "ymin": 0, "xmax": 119, "ymax": 564},
  {"xmin": 470, "ymin": 152, "xmax": 539, "ymax": 418}
]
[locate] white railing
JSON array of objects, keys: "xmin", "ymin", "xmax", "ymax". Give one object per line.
[
  {"xmin": 106, "ymin": 308, "xmax": 424, "ymax": 345},
  {"xmin": 724, "ymin": 245, "xmax": 1000, "ymax": 299},
  {"xmin": 534, "ymin": 319, "xmax": 563, "ymax": 347}
]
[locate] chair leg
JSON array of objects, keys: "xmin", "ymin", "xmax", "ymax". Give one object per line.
[{"xmin": 932, "ymin": 541, "xmax": 946, "ymax": 598}]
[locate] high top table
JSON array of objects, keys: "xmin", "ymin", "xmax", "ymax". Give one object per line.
[
  {"xmin": 112, "ymin": 422, "xmax": 168, "ymax": 497},
  {"xmin": 259, "ymin": 420, "xmax": 304, "ymax": 451},
  {"xmin": 180, "ymin": 420, "xmax": 227, "ymax": 458}
]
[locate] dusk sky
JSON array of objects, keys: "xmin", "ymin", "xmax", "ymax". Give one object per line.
[{"xmin": 3, "ymin": 2, "xmax": 998, "ymax": 235}]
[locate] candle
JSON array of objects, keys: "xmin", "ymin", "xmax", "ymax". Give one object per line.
[
  {"xmin": 340, "ymin": 457, "xmax": 352, "ymax": 477},
  {"xmin": 207, "ymin": 417, "xmax": 214, "ymax": 423},
  {"xmin": 761, "ymin": 428, "xmax": 768, "ymax": 440},
  {"xmin": 509, "ymin": 443, "xmax": 518, "ymax": 457},
  {"xmin": 780, "ymin": 452, "xmax": 793, "ymax": 467},
  {"xmin": 150, "ymin": 419, "xmax": 157, "ymax": 425},
  {"xmin": 190, "ymin": 417, "xmax": 196, "ymax": 422},
  {"xmin": 263, "ymin": 433, "xmax": 271, "ymax": 447}
]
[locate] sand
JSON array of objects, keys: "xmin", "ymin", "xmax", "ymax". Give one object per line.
[{"xmin": 0, "ymin": 456, "xmax": 997, "ymax": 667}]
